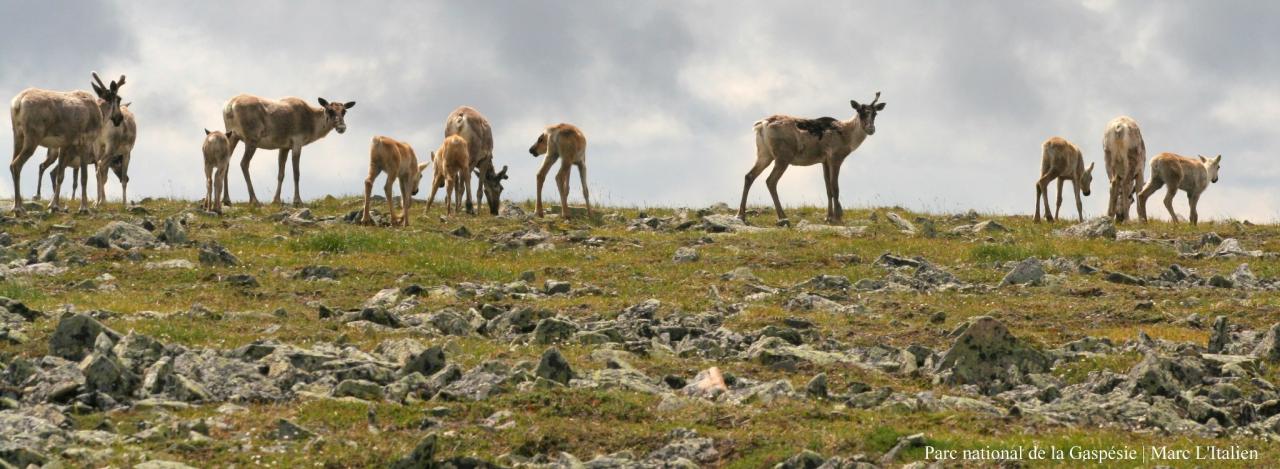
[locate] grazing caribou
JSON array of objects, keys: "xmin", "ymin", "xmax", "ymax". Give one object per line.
[
  {"xmin": 738, "ymin": 92, "xmax": 886, "ymax": 225},
  {"xmin": 222, "ymin": 95, "xmax": 355, "ymax": 207},
  {"xmin": 443, "ymin": 106, "xmax": 505, "ymax": 214},
  {"xmin": 361, "ymin": 136, "xmax": 427, "ymax": 226},
  {"xmin": 1103, "ymin": 116, "xmax": 1146, "ymax": 222},
  {"xmin": 1136, "ymin": 153, "xmax": 1221, "ymax": 225},
  {"xmin": 9, "ymin": 72, "xmax": 126, "ymax": 214},
  {"xmin": 425, "ymin": 135, "xmax": 470, "ymax": 215},
  {"xmin": 529, "ymin": 123, "xmax": 591, "ymax": 218},
  {"xmin": 1034, "ymin": 136, "xmax": 1094, "ymax": 222},
  {"xmin": 202, "ymin": 129, "xmax": 235, "ymax": 214}
]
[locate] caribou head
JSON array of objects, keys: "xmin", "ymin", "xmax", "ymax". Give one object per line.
[
  {"xmin": 90, "ymin": 72, "xmax": 126, "ymax": 127},
  {"xmin": 1200, "ymin": 154, "xmax": 1222, "ymax": 184},
  {"xmin": 478, "ymin": 165, "xmax": 508, "ymax": 215},
  {"xmin": 317, "ymin": 98, "xmax": 356, "ymax": 134},
  {"xmin": 849, "ymin": 91, "xmax": 887, "ymax": 136}
]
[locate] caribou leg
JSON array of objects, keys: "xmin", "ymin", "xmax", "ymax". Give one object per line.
[
  {"xmin": 10, "ymin": 139, "xmax": 38, "ymax": 214},
  {"xmin": 240, "ymin": 144, "xmax": 260, "ymax": 206},
  {"xmin": 764, "ymin": 161, "xmax": 790, "ymax": 223},
  {"xmin": 35, "ymin": 149, "xmax": 57, "ymax": 201},
  {"xmin": 534, "ymin": 152, "xmax": 558, "ymax": 217},
  {"xmin": 821, "ymin": 161, "xmax": 834, "ymax": 222},
  {"xmin": 76, "ymin": 156, "xmax": 89, "ymax": 213},
  {"xmin": 290, "ymin": 146, "xmax": 303, "ymax": 206},
  {"xmin": 271, "ymin": 148, "xmax": 288, "ymax": 205},
  {"xmin": 115, "ymin": 154, "xmax": 130, "ymax": 206},
  {"xmin": 829, "ymin": 157, "xmax": 846, "ymax": 223},
  {"xmin": 737, "ymin": 153, "xmax": 773, "ymax": 222},
  {"xmin": 576, "ymin": 162, "xmax": 592, "ymax": 218}
]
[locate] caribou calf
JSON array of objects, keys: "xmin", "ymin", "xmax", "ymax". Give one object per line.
[
  {"xmin": 426, "ymin": 135, "xmax": 470, "ymax": 215},
  {"xmin": 530, "ymin": 123, "xmax": 591, "ymax": 218},
  {"xmin": 739, "ymin": 92, "xmax": 886, "ymax": 225},
  {"xmin": 203, "ymin": 129, "xmax": 235, "ymax": 214},
  {"xmin": 1137, "ymin": 153, "xmax": 1221, "ymax": 225},
  {"xmin": 1034, "ymin": 137, "xmax": 1094, "ymax": 222},
  {"xmin": 362, "ymin": 136, "xmax": 427, "ymax": 226}
]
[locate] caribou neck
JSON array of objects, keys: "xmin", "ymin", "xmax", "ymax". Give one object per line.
[{"xmin": 838, "ymin": 115, "xmax": 869, "ymax": 151}]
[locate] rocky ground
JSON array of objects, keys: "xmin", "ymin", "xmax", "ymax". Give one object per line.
[{"xmin": 3, "ymin": 197, "xmax": 1280, "ymax": 468}]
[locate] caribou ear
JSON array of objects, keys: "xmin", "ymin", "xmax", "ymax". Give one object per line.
[
  {"xmin": 850, "ymin": 100, "xmax": 861, "ymax": 109},
  {"xmin": 205, "ymin": 128, "xmax": 211, "ymax": 135},
  {"xmin": 499, "ymin": 165, "xmax": 509, "ymax": 179},
  {"xmin": 1086, "ymin": 161, "xmax": 1095, "ymax": 173},
  {"xmin": 343, "ymin": 101, "xmax": 356, "ymax": 109},
  {"xmin": 874, "ymin": 102, "xmax": 886, "ymax": 111},
  {"xmin": 418, "ymin": 162, "xmax": 429, "ymax": 173},
  {"xmin": 1198, "ymin": 155, "xmax": 1207, "ymax": 163},
  {"xmin": 317, "ymin": 98, "xmax": 330, "ymax": 107},
  {"xmin": 226, "ymin": 131, "xmax": 235, "ymax": 140}
]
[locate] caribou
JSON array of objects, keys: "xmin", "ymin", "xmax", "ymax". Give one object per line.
[
  {"xmin": 1136, "ymin": 153, "xmax": 1221, "ymax": 225},
  {"xmin": 221, "ymin": 95, "xmax": 355, "ymax": 207},
  {"xmin": 443, "ymin": 106, "xmax": 505, "ymax": 214},
  {"xmin": 738, "ymin": 92, "xmax": 886, "ymax": 225},
  {"xmin": 425, "ymin": 135, "xmax": 470, "ymax": 216},
  {"xmin": 1103, "ymin": 116, "xmax": 1146, "ymax": 222},
  {"xmin": 1034, "ymin": 136, "xmax": 1094, "ymax": 222},
  {"xmin": 9, "ymin": 72, "xmax": 126, "ymax": 214},
  {"xmin": 36, "ymin": 103, "xmax": 134, "ymax": 205},
  {"xmin": 202, "ymin": 129, "xmax": 235, "ymax": 214},
  {"xmin": 361, "ymin": 136, "xmax": 427, "ymax": 226},
  {"xmin": 529, "ymin": 123, "xmax": 591, "ymax": 218}
]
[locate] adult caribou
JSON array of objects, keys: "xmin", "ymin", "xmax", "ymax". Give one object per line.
[
  {"xmin": 444, "ymin": 106, "xmax": 506, "ymax": 215},
  {"xmin": 9, "ymin": 72, "xmax": 127, "ymax": 214},
  {"xmin": 738, "ymin": 92, "xmax": 886, "ymax": 225},
  {"xmin": 221, "ymin": 95, "xmax": 355, "ymax": 206},
  {"xmin": 35, "ymin": 102, "xmax": 135, "ymax": 206}
]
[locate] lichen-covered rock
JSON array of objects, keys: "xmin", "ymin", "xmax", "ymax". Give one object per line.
[
  {"xmin": 936, "ymin": 316, "xmax": 1050, "ymax": 394},
  {"xmin": 49, "ymin": 314, "xmax": 121, "ymax": 361},
  {"xmin": 86, "ymin": 221, "xmax": 158, "ymax": 250},
  {"xmin": 535, "ymin": 347, "xmax": 573, "ymax": 385},
  {"xmin": 999, "ymin": 257, "xmax": 1045, "ymax": 286}
]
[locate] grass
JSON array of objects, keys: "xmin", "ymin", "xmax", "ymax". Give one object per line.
[{"xmin": 2, "ymin": 197, "xmax": 1280, "ymax": 467}]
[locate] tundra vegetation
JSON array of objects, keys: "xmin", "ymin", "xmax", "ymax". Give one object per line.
[{"xmin": 2, "ymin": 198, "xmax": 1280, "ymax": 468}]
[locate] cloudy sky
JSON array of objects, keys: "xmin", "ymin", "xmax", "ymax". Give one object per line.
[{"xmin": 3, "ymin": 1, "xmax": 1279, "ymax": 220}]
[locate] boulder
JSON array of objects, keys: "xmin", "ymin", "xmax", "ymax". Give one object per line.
[
  {"xmin": 999, "ymin": 257, "xmax": 1045, "ymax": 286},
  {"xmin": 1253, "ymin": 323, "xmax": 1280, "ymax": 362},
  {"xmin": 198, "ymin": 242, "xmax": 240, "ymax": 266},
  {"xmin": 86, "ymin": 221, "xmax": 158, "ymax": 250},
  {"xmin": 673, "ymin": 246, "xmax": 699, "ymax": 263},
  {"xmin": 400, "ymin": 346, "xmax": 446, "ymax": 377},
  {"xmin": 1053, "ymin": 217, "xmax": 1116, "ymax": 239},
  {"xmin": 533, "ymin": 317, "xmax": 579, "ymax": 344},
  {"xmin": 536, "ymin": 347, "xmax": 573, "ymax": 385},
  {"xmin": 49, "ymin": 314, "xmax": 121, "ymax": 361},
  {"xmin": 936, "ymin": 316, "xmax": 1050, "ymax": 394}
]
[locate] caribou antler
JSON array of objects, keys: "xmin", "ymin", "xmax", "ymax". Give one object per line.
[
  {"xmin": 115, "ymin": 75, "xmax": 126, "ymax": 89},
  {"xmin": 91, "ymin": 72, "xmax": 108, "ymax": 91},
  {"xmin": 870, "ymin": 91, "xmax": 881, "ymax": 106}
]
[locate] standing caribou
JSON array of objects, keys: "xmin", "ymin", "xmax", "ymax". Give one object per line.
[
  {"xmin": 738, "ymin": 92, "xmax": 886, "ymax": 224},
  {"xmin": 444, "ymin": 106, "xmax": 506, "ymax": 215},
  {"xmin": 529, "ymin": 123, "xmax": 591, "ymax": 219},
  {"xmin": 9, "ymin": 72, "xmax": 127, "ymax": 214},
  {"xmin": 35, "ymin": 102, "xmax": 134, "ymax": 206},
  {"xmin": 1034, "ymin": 136, "xmax": 1094, "ymax": 222},
  {"xmin": 1103, "ymin": 116, "xmax": 1146, "ymax": 222},
  {"xmin": 1136, "ymin": 153, "xmax": 1222, "ymax": 225},
  {"xmin": 221, "ymin": 95, "xmax": 355, "ymax": 207}
]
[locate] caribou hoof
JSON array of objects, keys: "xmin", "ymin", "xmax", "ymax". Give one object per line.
[{"xmin": 775, "ymin": 218, "xmax": 791, "ymax": 228}]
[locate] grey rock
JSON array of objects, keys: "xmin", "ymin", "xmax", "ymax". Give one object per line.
[
  {"xmin": 936, "ymin": 316, "xmax": 1050, "ymax": 394},
  {"xmin": 647, "ymin": 429, "xmax": 719, "ymax": 464},
  {"xmin": 390, "ymin": 434, "xmax": 437, "ymax": 469},
  {"xmin": 112, "ymin": 331, "xmax": 164, "ymax": 374},
  {"xmin": 332, "ymin": 379, "xmax": 384, "ymax": 400},
  {"xmin": 49, "ymin": 314, "xmax": 121, "ymax": 361},
  {"xmin": 86, "ymin": 221, "xmax": 158, "ymax": 250},
  {"xmin": 1128, "ymin": 353, "xmax": 1205, "ymax": 398},
  {"xmin": 144, "ymin": 259, "xmax": 195, "ymax": 270},
  {"xmin": 533, "ymin": 317, "xmax": 579, "ymax": 344},
  {"xmin": 544, "ymin": 279, "xmax": 572, "ymax": 295},
  {"xmin": 999, "ymin": 257, "xmax": 1045, "ymax": 286},
  {"xmin": 536, "ymin": 347, "xmax": 573, "ymax": 385},
  {"xmin": 294, "ymin": 265, "xmax": 339, "ymax": 281},
  {"xmin": 160, "ymin": 217, "xmax": 188, "ymax": 245},
  {"xmin": 774, "ymin": 449, "xmax": 826, "ymax": 469},
  {"xmin": 79, "ymin": 349, "xmax": 139, "ymax": 399},
  {"xmin": 135, "ymin": 461, "xmax": 199, "ymax": 469},
  {"xmin": 400, "ymin": 346, "xmax": 447, "ymax": 377},
  {"xmin": 805, "ymin": 373, "xmax": 828, "ymax": 399},
  {"xmin": 1054, "ymin": 217, "xmax": 1117, "ymax": 239},
  {"xmin": 224, "ymin": 274, "xmax": 259, "ymax": 288},
  {"xmin": 1208, "ymin": 316, "xmax": 1229, "ymax": 354},
  {"xmin": 197, "ymin": 242, "xmax": 239, "ymax": 266},
  {"xmin": 1105, "ymin": 272, "xmax": 1145, "ymax": 286},
  {"xmin": 884, "ymin": 212, "xmax": 916, "ymax": 233},
  {"xmin": 267, "ymin": 418, "xmax": 315, "ymax": 441},
  {"xmin": 1253, "ymin": 323, "xmax": 1280, "ymax": 362},
  {"xmin": 673, "ymin": 246, "xmax": 699, "ymax": 263}
]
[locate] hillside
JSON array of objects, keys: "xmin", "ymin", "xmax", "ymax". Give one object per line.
[{"xmin": 3, "ymin": 197, "xmax": 1280, "ymax": 468}]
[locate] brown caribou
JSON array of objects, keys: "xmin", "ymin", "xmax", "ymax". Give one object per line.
[
  {"xmin": 222, "ymin": 95, "xmax": 354, "ymax": 206},
  {"xmin": 361, "ymin": 136, "xmax": 428, "ymax": 226},
  {"xmin": 9, "ymin": 72, "xmax": 126, "ymax": 214},
  {"xmin": 36, "ymin": 103, "xmax": 134, "ymax": 204},
  {"xmin": 529, "ymin": 123, "xmax": 591, "ymax": 218},
  {"xmin": 425, "ymin": 135, "xmax": 470, "ymax": 216},
  {"xmin": 202, "ymin": 129, "xmax": 235, "ymax": 214},
  {"xmin": 1103, "ymin": 116, "xmax": 1146, "ymax": 222},
  {"xmin": 443, "ymin": 106, "xmax": 505, "ymax": 214},
  {"xmin": 1136, "ymin": 153, "xmax": 1221, "ymax": 225},
  {"xmin": 738, "ymin": 92, "xmax": 886, "ymax": 225}
]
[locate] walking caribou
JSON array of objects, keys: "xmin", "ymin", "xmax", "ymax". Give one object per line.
[
  {"xmin": 443, "ymin": 106, "xmax": 506, "ymax": 215},
  {"xmin": 221, "ymin": 95, "xmax": 355, "ymax": 206},
  {"xmin": 9, "ymin": 72, "xmax": 127, "ymax": 214},
  {"xmin": 1103, "ymin": 116, "xmax": 1146, "ymax": 222},
  {"xmin": 1136, "ymin": 153, "xmax": 1221, "ymax": 225},
  {"xmin": 738, "ymin": 92, "xmax": 886, "ymax": 224}
]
